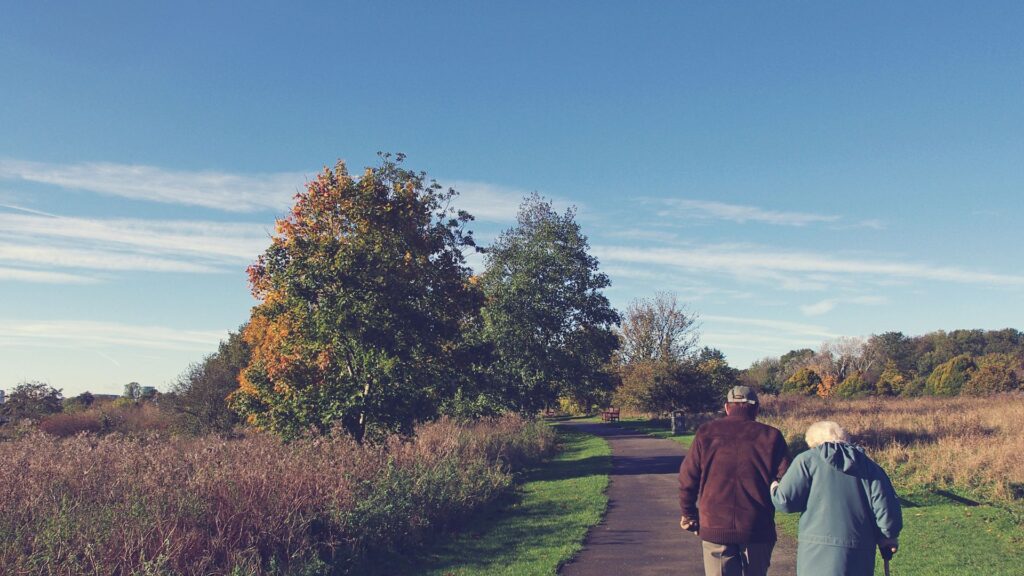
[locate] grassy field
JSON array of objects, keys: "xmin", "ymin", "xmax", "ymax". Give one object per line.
[
  {"xmin": 776, "ymin": 490, "xmax": 1024, "ymax": 576},
  {"xmin": 765, "ymin": 395, "xmax": 1024, "ymax": 576},
  {"xmin": 401, "ymin": 426, "xmax": 611, "ymax": 576}
]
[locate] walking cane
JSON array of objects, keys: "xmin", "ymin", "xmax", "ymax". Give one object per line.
[{"xmin": 880, "ymin": 544, "xmax": 895, "ymax": 576}]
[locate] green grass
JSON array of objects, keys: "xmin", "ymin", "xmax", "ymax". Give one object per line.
[
  {"xmin": 776, "ymin": 490, "xmax": 1024, "ymax": 576},
  {"xmin": 400, "ymin": 426, "xmax": 612, "ymax": 576}
]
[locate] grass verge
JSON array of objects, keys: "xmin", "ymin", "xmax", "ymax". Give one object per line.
[
  {"xmin": 401, "ymin": 426, "xmax": 611, "ymax": 576},
  {"xmin": 776, "ymin": 490, "xmax": 1024, "ymax": 576}
]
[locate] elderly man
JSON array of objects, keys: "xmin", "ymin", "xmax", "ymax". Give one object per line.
[
  {"xmin": 678, "ymin": 385, "xmax": 791, "ymax": 576},
  {"xmin": 771, "ymin": 421, "xmax": 903, "ymax": 575}
]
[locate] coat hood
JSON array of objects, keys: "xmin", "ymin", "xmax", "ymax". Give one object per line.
[{"xmin": 814, "ymin": 442, "xmax": 866, "ymax": 475}]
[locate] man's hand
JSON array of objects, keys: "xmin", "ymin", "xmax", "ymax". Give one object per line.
[
  {"xmin": 679, "ymin": 515, "xmax": 699, "ymax": 533},
  {"xmin": 770, "ymin": 480, "xmax": 780, "ymax": 494},
  {"xmin": 878, "ymin": 537, "xmax": 899, "ymax": 560}
]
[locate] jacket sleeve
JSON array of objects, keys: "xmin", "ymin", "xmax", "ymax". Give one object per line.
[
  {"xmin": 773, "ymin": 431, "xmax": 792, "ymax": 481},
  {"xmin": 868, "ymin": 462, "xmax": 903, "ymax": 539},
  {"xmin": 678, "ymin": 434, "xmax": 702, "ymax": 519},
  {"xmin": 772, "ymin": 452, "xmax": 811, "ymax": 513}
]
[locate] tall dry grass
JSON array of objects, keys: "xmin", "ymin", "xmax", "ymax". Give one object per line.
[
  {"xmin": 0, "ymin": 415, "xmax": 555, "ymax": 575},
  {"xmin": 760, "ymin": 394, "xmax": 1024, "ymax": 501}
]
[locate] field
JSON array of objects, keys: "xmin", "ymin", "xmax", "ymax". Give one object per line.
[
  {"xmin": 0, "ymin": 415, "xmax": 555, "ymax": 575},
  {"xmin": 763, "ymin": 394, "xmax": 1024, "ymax": 576},
  {"xmin": 759, "ymin": 394, "xmax": 1024, "ymax": 503}
]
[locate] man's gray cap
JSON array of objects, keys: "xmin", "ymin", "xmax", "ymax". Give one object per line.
[{"xmin": 726, "ymin": 385, "xmax": 758, "ymax": 405}]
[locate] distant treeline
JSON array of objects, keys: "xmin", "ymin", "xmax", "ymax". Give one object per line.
[{"xmin": 741, "ymin": 329, "xmax": 1023, "ymax": 398}]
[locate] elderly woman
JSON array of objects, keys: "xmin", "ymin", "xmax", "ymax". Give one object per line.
[{"xmin": 771, "ymin": 421, "xmax": 902, "ymax": 576}]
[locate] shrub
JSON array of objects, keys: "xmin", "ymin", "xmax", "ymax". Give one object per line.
[
  {"xmin": 782, "ymin": 367, "xmax": 821, "ymax": 396},
  {"xmin": 925, "ymin": 354, "xmax": 976, "ymax": 396},
  {"xmin": 0, "ymin": 414, "xmax": 555, "ymax": 575},
  {"xmin": 962, "ymin": 353, "xmax": 1021, "ymax": 396},
  {"xmin": 37, "ymin": 403, "xmax": 175, "ymax": 438},
  {"xmin": 38, "ymin": 411, "xmax": 104, "ymax": 436},
  {"xmin": 833, "ymin": 372, "xmax": 873, "ymax": 399},
  {"xmin": 1, "ymin": 381, "xmax": 62, "ymax": 421}
]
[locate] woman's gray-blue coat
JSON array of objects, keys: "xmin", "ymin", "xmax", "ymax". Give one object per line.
[{"xmin": 771, "ymin": 442, "xmax": 903, "ymax": 576}]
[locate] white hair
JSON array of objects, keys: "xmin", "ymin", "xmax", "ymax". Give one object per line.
[{"xmin": 805, "ymin": 421, "xmax": 849, "ymax": 448}]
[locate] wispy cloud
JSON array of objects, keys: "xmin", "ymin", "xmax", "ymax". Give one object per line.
[
  {"xmin": 0, "ymin": 158, "xmax": 307, "ymax": 213},
  {"xmin": 0, "ymin": 319, "xmax": 228, "ymax": 352},
  {"xmin": 0, "ymin": 266, "xmax": 98, "ymax": 284},
  {"xmin": 593, "ymin": 244, "xmax": 1024, "ymax": 288},
  {"xmin": 800, "ymin": 295, "xmax": 887, "ymax": 316},
  {"xmin": 702, "ymin": 314, "xmax": 841, "ymax": 360},
  {"xmin": 658, "ymin": 199, "xmax": 840, "ymax": 227},
  {"xmin": 0, "ymin": 159, "xmax": 532, "ymax": 222},
  {"xmin": 0, "ymin": 213, "xmax": 269, "ymax": 262},
  {"xmin": 703, "ymin": 314, "xmax": 840, "ymax": 340},
  {"xmin": 0, "ymin": 243, "xmax": 220, "ymax": 273},
  {"xmin": 446, "ymin": 180, "xmax": 529, "ymax": 222},
  {"xmin": 0, "ymin": 212, "xmax": 271, "ymax": 282}
]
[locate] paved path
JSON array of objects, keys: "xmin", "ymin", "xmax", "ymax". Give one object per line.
[{"xmin": 559, "ymin": 422, "xmax": 796, "ymax": 576}]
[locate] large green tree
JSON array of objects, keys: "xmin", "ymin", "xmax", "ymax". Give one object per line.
[
  {"xmin": 481, "ymin": 194, "xmax": 620, "ymax": 413},
  {"xmin": 230, "ymin": 154, "xmax": 482, "ymax": 440}
]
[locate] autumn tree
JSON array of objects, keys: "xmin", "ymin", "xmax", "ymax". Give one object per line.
[
  {"xmin": 611, "ymin": 293, "xmax": 735, "ymax": 414},
  {"xmin": 480, "ymin": 194, "xmax": 619, "ymax": 413},
  {"xmin": 962, "ymin": 353, "xmax": 1021, "ymax": 396},
  {"xmin": 230, "ymin": 155, "xmax": 482, "ymax": 441},
  {"xmin": 782, "ymin": 367, "xmax": 821, "ymax": 396}
]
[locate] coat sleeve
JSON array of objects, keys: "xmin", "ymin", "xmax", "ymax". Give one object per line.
[
  {"xmin": 678, "ymin": 433, "xmax": 702, "ymax": 519},
  {"xmin": 773, "ymin": 431, "xmax": 792, "ymax": 481},
  {"xmin": 868, "ymin": 462, "xmax": 903, "ymax": 539},
  {"xmin": 772, "ymin": 452, "xmax": 811, "ymax": 513}
]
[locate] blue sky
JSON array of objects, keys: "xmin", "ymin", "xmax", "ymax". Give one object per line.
[{"xmin": 1, "ymin": 2, "xmax": 1022, "ymax": 395}]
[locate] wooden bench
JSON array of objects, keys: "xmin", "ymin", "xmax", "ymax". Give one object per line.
[{"xmin": 601, "ymin": 407, "xmax": 620, "ymax": 422}]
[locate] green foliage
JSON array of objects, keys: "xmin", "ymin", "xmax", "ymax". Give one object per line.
[
  {"xmin": 758, "ymin": 329, "xmax": 1024, "ymax": 398},
  {"xmin": 167, "ymin": 328, "xmax": 250, "ymax": 434},
  {"xmin": 613, "ymin": 348, "xmax": 738, "ymax": 414},
  {"xmin": 832, "ymin": 371, "xmax": 872, "ymax": 399},
  {"xmin": 962, "ymin": 353, "xmax": 1021, "ymax": 396},
  {"xmin": 480, "ymin": 194, "xmax": 620, "ymax": 414},
  {"xmin": 741, "ymin": 356, "xmax": 783, "ymax": 394},
  {"xmin": 1, "ymin": 381, "xmax": 62, "ymax": 422},
  {"xmin": 231, "ymin": 154, "xmax": 483, "ymax": 441},
  {"xmin": 782, "ymin": 367, "xmax": 821, "ymax": 396},
  {"xmin": 123, "ymin": 382, "xmax": 141, "ymax": 400},
  {"xmin": 613, "ymin": 359, "xmax": 684, "ymax": 413},
  {"xmin": 874, "ymin": 360, "xmax": 907, "ymax": 396},
  {"xmin": 62, "ymin": 391, "xmax": 96, "ymax": 413},
  {"xmin": 925, "ymin": 354, "xmax": 976, "ymax": 397}
]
